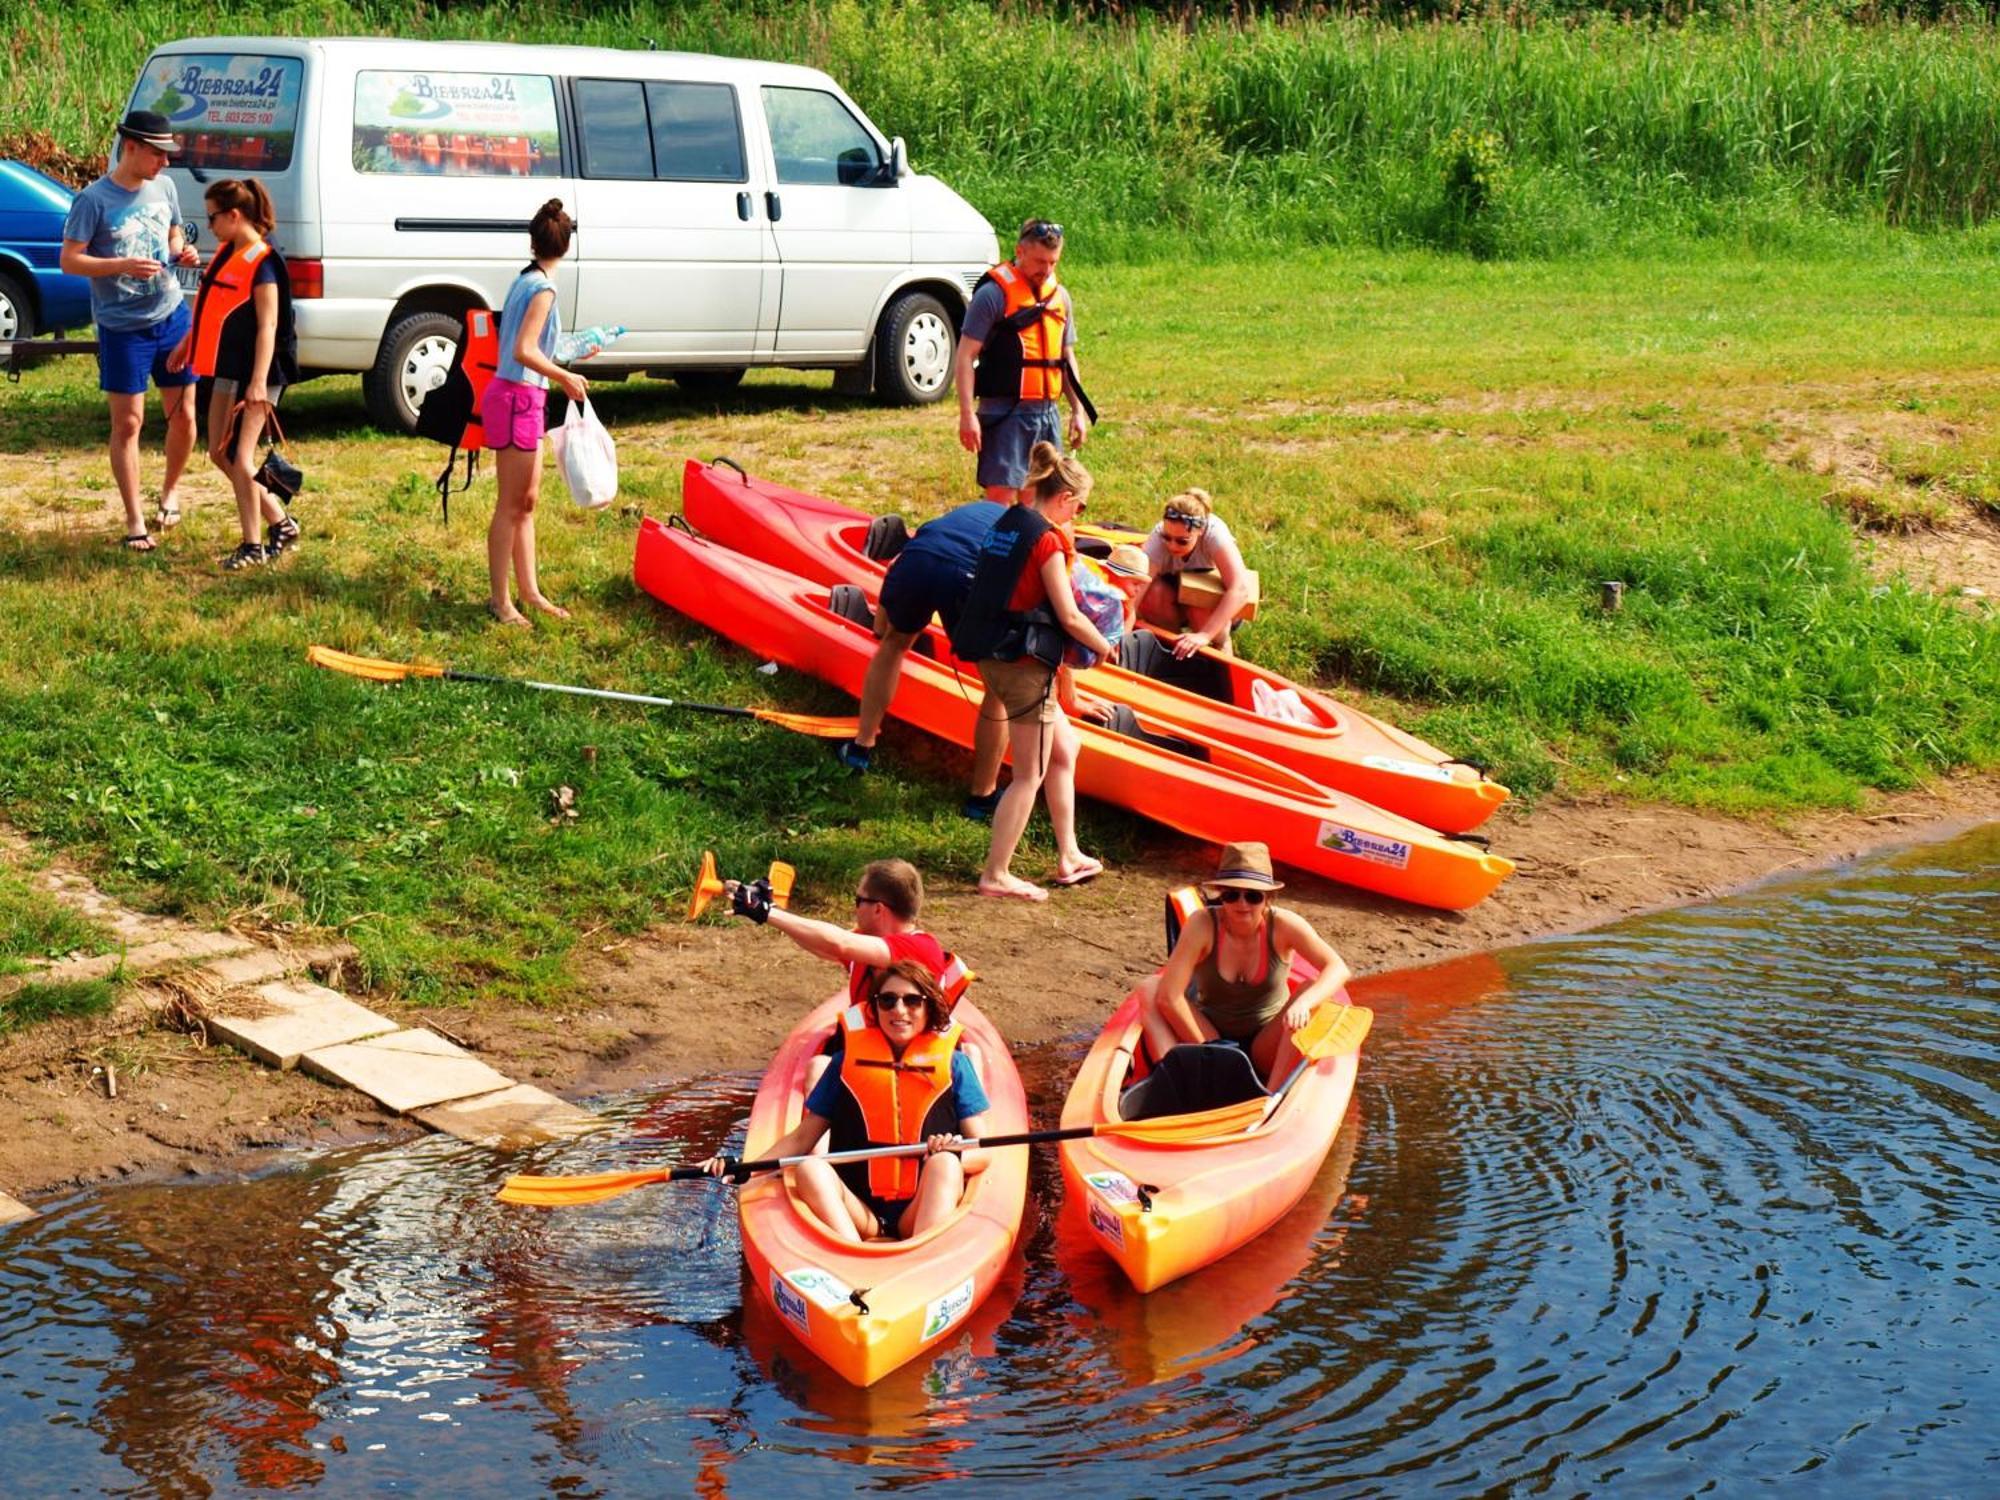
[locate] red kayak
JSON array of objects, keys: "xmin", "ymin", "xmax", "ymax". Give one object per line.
[
  {"xmin": 634, "ymin": 516, "xmax": 1514, "ymax": 910},
  {"xmin": 682, "ymin": 458, "xmax": 1508, "ymax": 834}
]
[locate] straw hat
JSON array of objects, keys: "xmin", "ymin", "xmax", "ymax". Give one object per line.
[
  {"xmin": 1103, "ymin": 543, "xmax": 1152, "ymax": 581},
  {"xmin": 1203, "ymin": 841, "xmax": 1284, "ymax": 892}
]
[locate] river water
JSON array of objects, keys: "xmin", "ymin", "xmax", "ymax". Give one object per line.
[{"xmin": 1, "ymin": 828, "xmax": 1993, "ymax": 1497}]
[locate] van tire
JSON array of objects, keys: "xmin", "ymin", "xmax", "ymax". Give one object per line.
[
  {"xmin": 365, "ymin": 310, "xmax": 464, "ymax": 433},
  {"xmin": 874, "ymin": 290, "xmax": 954, "ymax": 406},
  {"xmin": 0, "ymin": 270, "xmax": 33, "ymax": 341},
  {"xmin": 674, "ymin": 368, "xmax": 746, "ymax": 400}
]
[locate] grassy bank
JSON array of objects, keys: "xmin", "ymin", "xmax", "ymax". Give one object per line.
[
  {"xmin": 1, "ymin": 246, "xmax": 1995, "ymax": 1004},
  {"xmin": 5, "ymin": 2, "xmax": 2000, "ymax": 255}
]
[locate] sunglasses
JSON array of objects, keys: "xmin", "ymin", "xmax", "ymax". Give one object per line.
[
  {"xmin": 1019, "ymin": 219, "xmax": 1064, "ymax": 244},
  {"xmin": 872, "ymin": 990, "xmax": 927, "ymax": 1011},
  {"xmin": 1214, "ymin": 888, "xmax": 1267, "ymax": 905},
  {"xmin": 1162, "ymin": 506, "xmax": 1207, "ymax": 531},
  {"xmin": 854, "ymin": 893, "xmax": 882, "ymax": 908}
]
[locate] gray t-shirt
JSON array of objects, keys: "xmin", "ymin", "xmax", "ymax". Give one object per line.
[
  {"xmin": 1143, "ymin": 512, "xmax": 1241, "ymax": 575},
  {"xmin": 964, "ymin": 274, "xmax": 1075, "ymax": 417},
  {"xmin": 62, "ymin": 174, "xmax": 184, "ymax": 331}
]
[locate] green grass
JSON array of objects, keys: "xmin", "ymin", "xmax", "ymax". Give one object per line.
[
  {"xmin": 0, "ymin": 976, "xmax": 120, "ymax": 1033},
  {"xmin": 6, "ymin": 3, "xmax": 2000, "ymax": 256},
  {"xmin": 0, "ymin": 865, "xmax": 114, "ymax": 976},
  {"xmin": 2, "ymin": 245, "xmax": 1997, "ymax": 1006}
]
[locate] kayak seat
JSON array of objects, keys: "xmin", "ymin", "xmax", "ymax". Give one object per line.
[
  {"xmin": 1100, "ymin": 703, "xmax": 1212, "ymax": 764},
  {"xmin": 1074, "ymin": 534, "xmax": 1113, "ymax": 560},
  {"xmin": 1120, "ymin": 1041, "xmax": 1266, "ymax": 1121},
  {"xmin": 1120, "ymin": 629, "xmax": 1234, "ymax": 705},
  {"xmin": 864, "ymin": 514, "xmax": 911, "ymax": 561},
  {"xmin": 827, "ymin": 584, "xmax": 874, "ymax": 629}
]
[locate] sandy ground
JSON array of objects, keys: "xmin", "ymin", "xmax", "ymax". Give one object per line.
[{"xmin": 5, "ymin": 774, "xmax": 1996, "ymax": 1207}]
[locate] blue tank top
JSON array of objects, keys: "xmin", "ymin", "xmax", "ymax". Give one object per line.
[{"xmin": 495, "ymin": 269, "xmax": 560, "ymax": 387}]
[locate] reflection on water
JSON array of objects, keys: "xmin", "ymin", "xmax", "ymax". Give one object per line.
[{"xmin": 1, "ymin": 827, "xmax": 1994, "ymax": 1495}]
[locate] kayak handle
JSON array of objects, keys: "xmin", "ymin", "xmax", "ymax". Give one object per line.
[{"xmin": 712, "ymin": 455, "xmax": 750, "ymax": 483}]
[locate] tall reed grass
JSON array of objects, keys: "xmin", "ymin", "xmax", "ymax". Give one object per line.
[{"xmin": 3, "ymin": 1, "xmax": 1998, "ymax": 255}]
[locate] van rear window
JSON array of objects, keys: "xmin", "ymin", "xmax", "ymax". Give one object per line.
[
  {"xmin": 128, "ymin": 53, "xmax": 303, "ymax": 173},
  {"xmin": 352, "ymin": 71, "xmax": 561, "ymax": 178}
]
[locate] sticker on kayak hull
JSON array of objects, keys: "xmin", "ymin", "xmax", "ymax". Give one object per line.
[
  {"xmin": 785, "ymin": 1266, "xmax": 853, "ymax": 1311},
  {"xmin": 772, "ymin": 1273, "xmax": 811, "ymax": 1336},
  {"xmin": 1361, "ymin": 754, "xmax": 1458, "ymax": 785},
  {"xmin": 1085, "ymin": 1170, "xmax": 1140, "ymax": 1206},
  {"xmin": 1317, "ymin": 823, "xmax": 1414, "ymax": 870},
  {"xmin": 1088, "ymin": 1198, "xmax": 1126, "ymax": 1249},
  {"xmin": 923, "ymin": 1276, "xmax": 976, "ymax": 1340}
]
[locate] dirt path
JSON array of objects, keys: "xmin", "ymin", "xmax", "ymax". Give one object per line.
[{"xmin": 3, "ymin": 777, "xmax": 1996, "ymax": 1207}]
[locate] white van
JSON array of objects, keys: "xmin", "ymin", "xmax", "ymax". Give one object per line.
[{"xmin": 125, "ymin": 37, "xmax": 998, "ymax": 429}]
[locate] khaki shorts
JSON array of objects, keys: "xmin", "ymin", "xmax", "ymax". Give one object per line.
[{"xmin": 978, "ymin": 657, "xmax": 1058, "ymax": 725}]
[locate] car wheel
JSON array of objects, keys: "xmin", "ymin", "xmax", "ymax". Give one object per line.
[
  {"xmin": 874, "ymin": 291, "xmax": 954, "ymax": 406},
  {"xmin": 364, "ymin": 310, "xmax": 464, "ymax": 433},
  {"xmin": 674, "ymin": 367, "xmax": 747, "ymax": 400},
  {"xmin": 0, "ymin": 270, "xmax": 34, "ymax": 341}
]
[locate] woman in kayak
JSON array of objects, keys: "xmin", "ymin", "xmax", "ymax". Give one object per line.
[
  {"xmin": 947, "ymin": 442, "xmax": 1116, "ymax": 901},
  {"xmin": 1139, "ymin": 488, "xmax": 1256, "ymax": 659},
  {"xmin": 701, "ymin": 960, "xmax": 993, "ymax": 1242},
  {"xmin": 1140, "ymin": 841, "xmax": 1352, "ymax": 1086}
]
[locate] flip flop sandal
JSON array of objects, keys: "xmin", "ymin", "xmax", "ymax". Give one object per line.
[
  {"xmin": 120, "ymin": 533, "xmax": 157, "ymax": 552},
  {"xmin": 1051, "ymin": 862, "xmax": 1104, "ymax": 889},
  {"xmin": 155, "ymin": 505, "xmax": 182, "ymax": 529}
]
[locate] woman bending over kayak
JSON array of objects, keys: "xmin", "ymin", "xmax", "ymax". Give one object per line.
[
  {"xmin": 1139, "ymin": 487, "xmax": 1256, "ymax": 659},
  {"xmin": 947, "ymin": 441, "xmax": 1116, "ymax": 901},
  {"xmin": 702, "ymin": 960, "xmax": 992, "ymax": 1242},
  {"xmin": 1140, "ymin": 841, "xmax": 1351, "ymax": 1087}
]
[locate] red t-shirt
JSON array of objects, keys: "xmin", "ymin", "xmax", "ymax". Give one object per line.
[
  {"xmin": 1003, "ymin": 528, "xmax": 1074, "ymax": 613},
  {"xmin": 845, "ymin": 928, "xmax": 949, "ymax": 1007}
]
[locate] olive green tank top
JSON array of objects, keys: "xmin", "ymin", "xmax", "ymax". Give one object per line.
[{"xmin": 1190, "ymin": 916, "xmax": 1287, "ymax": 1040}]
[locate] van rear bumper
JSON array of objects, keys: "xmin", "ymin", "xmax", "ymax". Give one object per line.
[{"xmin": 297, "ymin": 299, "xmax": 396, "ymax": 372}]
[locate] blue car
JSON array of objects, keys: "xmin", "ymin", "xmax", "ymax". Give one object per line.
[{"xmin": 0, "ymin": 159, "xmax": 94, "ymax": 339}]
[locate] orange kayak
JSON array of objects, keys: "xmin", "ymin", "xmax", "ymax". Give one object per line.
[
  {"xmin": 737, "ymin": 993, "xmax": 1029, "ymax": 1387},
  {"xmin": 682, "ymin": 458, "xmax": 1508, "ymax": 833},
  {"xmin": 635, "ymin": 517, "xmax": 1515, "ymax": 909},
  {"xmin": 1058, "ymin": 982, "xmax": 1364, "ymax": 1293}
]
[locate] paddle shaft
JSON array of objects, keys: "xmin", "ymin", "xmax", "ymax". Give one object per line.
[
  {"xmin": 440, "ymin": 668, "xmax": 766, "ymax": 721},
  {"xmin": 703, "ymin": 1124, "xmax": 1098, "ymax": 1181}
]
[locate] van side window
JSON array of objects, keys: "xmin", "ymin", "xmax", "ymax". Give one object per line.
[
  {"xmin": 646, "ymin": 82, "xmax": 745, "ymax": 183},
  {"xmin": 762, "ymin": 87, "xmax": 881, "ymax": 187},
  {"xmin": 352, "ymin": 71, "xmax": 561, "ymax": 177},
  {"xmin": 575, "ymin": 79, "xmax": 654, "ymax": 179}
]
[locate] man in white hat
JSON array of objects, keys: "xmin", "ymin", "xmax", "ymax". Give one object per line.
[{"xmin": 60, "ymin": 109, "xmax": 202, "ymax": 550}]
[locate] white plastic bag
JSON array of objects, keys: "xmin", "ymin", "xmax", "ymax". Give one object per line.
[
  {"xmin": 549, "ymin": 398, "xmax": 617, "ymax": 509},
  {"xmin": 1251, "ymin": 679, "xmax": 1317, "ymax": 724}
]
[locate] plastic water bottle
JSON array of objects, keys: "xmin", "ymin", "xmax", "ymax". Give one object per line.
[{"xmin": 555, "ymin": 323, "xmax": 625, "ymax": 364}]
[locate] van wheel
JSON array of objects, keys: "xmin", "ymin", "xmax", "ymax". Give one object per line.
[
  {"xmin": 0, "ymin": 271, "xmax": 33, "ymax": 341},
  {"xmin": 674, "ymin": 368, "xmax": 746, "ymax": 400},
  {"xmin": 875, "ymin": 290, "xmax": 953, "ymax": 405},
  {"xmin": 364, "ymin": 310, "xmax": 463, "ymax": 433}
]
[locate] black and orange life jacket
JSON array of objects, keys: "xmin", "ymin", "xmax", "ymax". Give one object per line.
[
  {"xmin": 414, "ymin": 307, "xmax": 500, "ymax": 521},
  {"xmin": 1164, "ymin": 885, "xmax": 1207, "ymax": 956},
  {"xmin": 947, "ymin": 503, "xmax": 1064, "ymax": 667},
  {"xmin": 190, "ymin": 238, "xmax": 298, "ymax": 385},
  {"xmin": 972, "ymin": 261, "xmax": 1067, "ymax": 403},
  {"xmin": 828, "ymin": 1011, "xmax": 966, "ymax": 1201}
]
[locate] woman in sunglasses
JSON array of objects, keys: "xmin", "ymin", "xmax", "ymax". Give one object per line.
[
  {"xmin": 1139, "ymin": 488, "xmax": 1256, "ymax": 659},
  {"xmin": 700, "ymin": 960, "xmax": 992, "ymax": 1242},
  {"xmin": 1139, "ymin": 841, "xmax": 1351, "ymax": 1087}
]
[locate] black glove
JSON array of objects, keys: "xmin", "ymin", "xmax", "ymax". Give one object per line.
[{"xmin": 731, "ymin": 877, "xmax": 773, "ymax": 924}]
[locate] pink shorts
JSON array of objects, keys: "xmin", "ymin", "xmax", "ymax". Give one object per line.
[{"xmin": 480, "ymin": 377, "xmax": 546, "ymax": 451}]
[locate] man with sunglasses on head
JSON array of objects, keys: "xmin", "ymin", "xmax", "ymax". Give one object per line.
[
  {"xmin": 60, "ymin": 110, "xmax": 203, "ymax": 551},
  {"xmin": 953, "ymin": 218, "xmax": 1087, "ymax": 504}
]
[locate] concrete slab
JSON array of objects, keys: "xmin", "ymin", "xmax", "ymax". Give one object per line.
[
  {"xmin": 0, "ymin": 1191, "xmax": 34, "ymax": 1226},
  {"xmin": 0, "ymin": 931, "xmax": 253, "ymax": 1000},
  {"xmin": 302, "ymin": 1028, "xmax": 516, "ymax": 1115},
  {"xmin": 415, "ymin": 1085, "xmax": 604, "ymax": 1148},
  {"xmin": 208, "ymin": 981, "xmax": 399, "ymax": 1070},
  {"xmin": 197, "ymin": 943, "xmax": 358, "ymax": 989}
]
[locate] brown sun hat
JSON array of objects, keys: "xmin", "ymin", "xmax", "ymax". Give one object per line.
[
  {"xmin": 1203, "ymin": 840, "xmax": 1284, "ymax": 892},
  {"xmin": 1103, "ymin": 543, "xmax": 1152, "ymax": 581}
]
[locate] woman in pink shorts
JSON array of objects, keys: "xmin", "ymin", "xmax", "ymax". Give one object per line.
[{"xmin": 480, "ymin": 198, "xmax": 587, "ymax": 625}]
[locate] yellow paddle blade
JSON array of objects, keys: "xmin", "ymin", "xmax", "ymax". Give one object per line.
[
  {"xmin": 750, "ymin": 708, "xmax": 862, "ymax": 739},
  {"xmin": 767, "ymin": 860, "xmax": 796, "ymax": 910},
  {"xmin": 1297, "ymin": 1003, "xmax": 1374, "ymax": 1060},
  {"xmin": 1096, "ymin": 1093, "xmax": 1270, "ymax": 1143},
  {"xmin": 496, "ymin": 1167, "xmax": 677, "ymax": 1207},
  {"xmin": 687, "ymin": 850, "xmax": 725, "ymax": 920},
  {"xmin": 307, "ymin": 644, "xmax": 445, "ymax": 683}
]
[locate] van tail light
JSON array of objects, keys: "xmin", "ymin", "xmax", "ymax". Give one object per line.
[{"xmin": 288, "ymin": 258, "xmax": 324, "ymax": 298}]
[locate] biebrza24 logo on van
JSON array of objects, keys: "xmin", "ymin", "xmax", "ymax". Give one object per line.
[
  {"xmin": 132, "ymin": 53, "xmax": 303, "ymax": 172},
  {"xmin": 351, "ymin": 70, "xmax": 561, "ymax": 179}
]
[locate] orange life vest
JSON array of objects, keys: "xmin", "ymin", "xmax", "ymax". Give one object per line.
[
  {"xmin": 832, "ymin": 1012, "xmax": 965, "ymax": 1200},
  {"xmin": 843, "ymin": 940, "xmax": 975, "ymax": 1012},
  {"xmin": 1164, "ymin": 885, "xmax": 1206, "ymax": 956},
  {"xmin": 972, "ymin": 261, "xmax": 1067, "ymax": 403},
  {"xmin": 455, "ymin": 307, "xmax": 500, "ymax": 453},
  {"xmin": 190, "ymin": 238, "xmax": 294, "ymax": 381},
  {"xmin": 416, "ymin": 308, "xmax": 502, "ymax": 522}
]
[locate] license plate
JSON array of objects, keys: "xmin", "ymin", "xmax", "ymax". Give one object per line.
[{"xmin": 173, "ymin": 264, "xmax": 203, "ymax": 293}]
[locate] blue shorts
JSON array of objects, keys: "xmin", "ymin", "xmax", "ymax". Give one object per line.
[
  {"xmin": 96, "ymin": 302, "xmax": 196, "ymax": 396},
  {"xmin": 976, "ymin": 400, "xmax": 1062, "ymax": 490},
  {"xmin": 879, "ymin": 548, "xmax": 969, "ymax": 635}
]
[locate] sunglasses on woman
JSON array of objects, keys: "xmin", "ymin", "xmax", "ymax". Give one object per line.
[
  {"xmin": 1162, "ymin": 506, "xmax": 1207, "ymax": 531},
  {"xmin": 873, "ymin": 990, "xmax": 927, "ymax": 1011},
  {"xmin": 1215, "ymin": 888, "xmax": 1266, "ymax": 905}
]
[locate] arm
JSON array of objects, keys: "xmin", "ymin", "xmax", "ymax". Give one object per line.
[
  {"xmin": 1271, "ymin": 906, "xmax": 1351, "ymax": 1030},
  {"xmin": 168, "ymin": 220, "xmax": 195, "ymax": 266},
  {"xmin": 721, "ymin": 878, "xmax": 894, "ymax": 968},
  {"xmin": 513, "ymin": 288, "xmax": 588, "ymax": 402},
  {"xmin": 244, "ymin": 279, "xmax": 278, "ymax": 404},
  {"xmin": 1196, "ymin": 531, "xmax": 1254, "ymax": 648},
  {"xmin": 937, "ymin": 1110, "xmax": 991, "ymax": 1178},
  {"xmin": 700, "ymin": 1109, "xmax": 828, "ymax": 1177},
  {"xmin": 1064, "ymin": 345, "xmax": 1089, "ymax": 449},
  {"xmin": 61, "ymin": 237, "xmax": 160, "ymax": 281},
  {"xmin": 1156, "ymin": 908, "xmax": 1215, "ymax": 1033},
  {"xmin": 954, "ymin": 332, "xmax": 984, "ymax": 453},
  {"xmin": 1040, "ymin": 551, "xmax": 1113, "ymax": 661}
]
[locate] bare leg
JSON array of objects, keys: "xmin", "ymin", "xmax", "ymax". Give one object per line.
[
  {"xmin": 856, "ymin": 629, "xmax": 916, "ymax": 747},
  {"xmin": 107, "ymin": 392, "xmax": 148, "ymax": 538},
  {"xmin": 1045, "ymin": 714, "xmax": 1102, "ymax": 884},
  {"xmin": 789, "ymin": 1158, "xmax": 873, "ymax": 1244},
  {"xmin": 968, "ymin": 697, "xmax": 1008, "ymax": 798},
  {"xmin": 900, "ymin": 1151, "xmax": 966, "ymax": 1238},
  {"xmin": 979, "ymin": 710, "xmax": 1050, "ymax": 901},
  {"xmin": 1253, "ymin": 1010, "xmax": 1303, "ymax": 1089},
  {"xmin": 219, "ymin": 393, "xmax": 269, "ymax": 546},
  {"xmin": 512, "ymin": 455, "xmax": 567, "ymax": 616},
  {"xmin": 160, "ymin": 381, "xmax": 195, "ymax": 513},
  {"xmin": 1139, "ymin": 972, "xmax": 1218, "ymax": 1060},
  {"xmin": 487, "ymin": 446, "xmax": 536, "ymax": 623}
]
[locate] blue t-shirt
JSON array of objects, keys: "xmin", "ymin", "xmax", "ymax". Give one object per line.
[
  {"xmin": 495, "ymin": 268, "xmax": 561, "ymax": 387},
  {"xmin": 62, "ymin": 174, "xmax": 184, "ymax": 331},
  {"xmin": 804, "ymin": 1048, "xmax": 990, "ymax": 1126},
  {"xmin": 963, "ymin": 274, "xmax": 1075, "ymax": 417},
  {"xmin": 904, "ymin": 499, "xmax": 1006, "ymax": 570}
]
